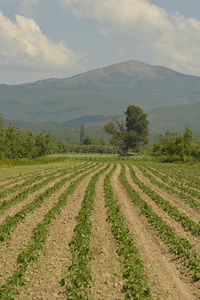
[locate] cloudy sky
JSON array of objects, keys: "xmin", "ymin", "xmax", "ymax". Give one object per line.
[{"xmin": 0, "ymin": 0, "xmax": 200, "ymax": 84}]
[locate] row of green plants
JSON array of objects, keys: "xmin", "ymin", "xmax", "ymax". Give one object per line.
[
  {"xmin": 0, "ymin": 163, "xmax": 95, "ymax": 242},
  {"xmin": 0, "ymin": 162, "xmax": 82, "ymax": 186},
  {"xmin": 0, "ymin": 168, "xmax": 66, "ymax": 200},
  {"xmin": 130, "ymin": 165, "xmax": 200, "ymax": 236},
  {"xmin": 104, "ymin": 165, "xmax": 151, "ymax": 299},
  {"xmin": 0, "ymin": 163, "xmax": 90, "ymax": 214},
  {"xmin": 0, "ymin": 161, "xmax": 88, "ymax": 199},
  {"xmin": 142, "ymin": 164, "xmax": 200, "ymax": 201},
  {"xmin": 137, "ymin": 165, "xmax": 200, "ymax": 212},
  {"xmin": 61, "ymin": 164, "xmax": 110, "ymax": 299},
  {"xmin": 119, "ymin": 164, "xmax": 200, "ymax": 280},
  {"xmin": 148, "ymin": 164, "xmax": 200, "ymax": 190},
  {"xmin": 0, "ymin": 164, "xmax": 103, "ymax": 299}
]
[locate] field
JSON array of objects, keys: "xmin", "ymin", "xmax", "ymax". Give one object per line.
[{"xmin": 0, "ymin": 160, "xmax": 200, "ymax": 299}]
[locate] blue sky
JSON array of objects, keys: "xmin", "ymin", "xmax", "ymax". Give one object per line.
[{"xmin": 0, "ymin": 0, "xmax": 200, "ymax": 84}]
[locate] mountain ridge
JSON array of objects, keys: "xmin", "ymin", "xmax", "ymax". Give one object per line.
[{"xmin": 1, "ymin": 59, "xmax": 200, "ymax": 134}]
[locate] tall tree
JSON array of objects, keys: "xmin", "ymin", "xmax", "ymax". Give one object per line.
[
  {"xmin": 80, "ymin": 123, "xmax": 86, "ymax": 144},
  {"xmin": 104, "ymin": 105, "xmax": 149, "ymax": 152}
]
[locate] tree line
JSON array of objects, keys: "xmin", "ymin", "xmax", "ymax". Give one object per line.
[
  {"xmin": 0, "ymin": 114, "xmax": 52, "ymax": 159},
  {"xmin": 1, "ymin": 104, "xmax": 200, "ymax": 162}
]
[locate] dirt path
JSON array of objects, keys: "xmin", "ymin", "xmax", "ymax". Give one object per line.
[
  {"xmin": 110, "ymin": 164, "xmax": 198, "ymax": 300},
  {"xmin": 15, "ymin": 165, "xmax": 107, "ymax": 300},
  {"xmin": 132, "ymin": 165, "xmax": 200, "ymax": 224},
  {"xmin": 89, "ymin": 166, "xmax": 124, "ymax": 300}
]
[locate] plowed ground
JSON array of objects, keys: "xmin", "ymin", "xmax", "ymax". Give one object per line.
[{"xmin": 0, "ymin": 161, "xmax": 199, "ymax": 299}]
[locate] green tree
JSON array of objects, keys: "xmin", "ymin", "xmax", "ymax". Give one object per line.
[
  {"xmin": 80, "ymin": 123, "xmax": 86, "ymax": 144},
  {"xmin": 104, "ymin": 105, "xmax": 149, "ymax": 152},
  {"xmin": 152, "ymin": 127, "xmax": 195, "ymax": 160}
]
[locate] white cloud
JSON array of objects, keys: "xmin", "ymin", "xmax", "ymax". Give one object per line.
[
  {"xmin": 0, "ymin": 11, "xmax": 80, "ymax": 71},
  {"xmin": 59, "ymin": 0, "xmax": 200, "ymax": 76}
]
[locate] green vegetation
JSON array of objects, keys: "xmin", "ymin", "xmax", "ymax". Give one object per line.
[
  {"xmin": 0, "ymin": 160, "xmax": 200, "ymax": 299},
  {"xmin": 104, "ymin": 105, "xmax": 149, "ymax": 153},
  {"xmin": 0, "ymin": 163, "xmax": 100, "ymax": 299},
  {"xmin": 0, "ymin": 114, "xmax": 52, "ymax": 159},
  {"xmin": 120, "ymin": 164, "xmax": 200, "ymax": 280},
  {"xmin": 104, "ymin": 164, "xmax": 151, "ymax": 299},
  {"xmin": 61, "ymin": 164, "xmax": 109, "ymax": 299},
  {"xmin": 152, "ymin": 127, "xmax": 200, "ymax": 161}
]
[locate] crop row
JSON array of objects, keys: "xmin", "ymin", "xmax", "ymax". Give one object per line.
[
  {"xmin": 141, "ymin": 165, "xmax": 200, "ymax": 203},
  {"xmin": 61, "ymin": 164, "xmax": 110, "ymax": 299},
  {"xmin": 149, "ymin": 164, "xmax": 200, "ymax": 190},
  {"xmin": 131, "ymin": 165, "xmax": 200, "ymax": 236},
  {"xmin": 119, "ymin": 164, "xmax": 200, "ymax": 281},
  {"xmin": 104, "ymin": 165, "xmax": 151, "ymax": 299},
  {"xmin": 0, "ymin": 162, "xmax": 92, "ymax": 214},
  {"xmin": 0, "ymin": 167, "xmax": 75, "ymax": 201},
  {"xmin": 0, "ymin": 163, "xmax": 96, "ymax": 242},
  {"xmin": 0, "ymin": 162, "xmax": 83, "ymax": 189},
  {"xmin": 0, "ymin": 163, "xmax": 103, "ymax": 299}
]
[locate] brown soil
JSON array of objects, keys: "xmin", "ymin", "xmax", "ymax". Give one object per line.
[
  {"xmin": 132, "ymin": 165, "xmax": 200, "ymax": 224},
  {"xmin": 144, "ymin": 166, "xmax": 200, "ymax": 202},
  {"xmin": 0, "ymin": 176, "xmax": 74, "ymax": 284},
  {"xmin": 0, "ymin": 172, "xmax": 74, "ymax": 224},
  {"xmin": 126, "ymin": 165, "xmax": 200, "ymax": 257},
  {"xmin": 110, "ymin": 164, "xmax": 199, "ymax": 300},
  {"xmin": 15, "ymin": 165, "xmax": 106, "ymax": 300},
  {"xmin": 89, "ymin": 166, "xmax": 124, "ymax": 300}
]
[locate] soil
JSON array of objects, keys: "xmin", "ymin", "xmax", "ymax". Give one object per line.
[
  {"xmin": 89, "ymin": 166, "xmax": 124, "ymax": 299},
  {"xmin": 15, "ymin": 165, "xmax": 106, "ymax": 300},
  {"xmin": 110, "ymin": 164, "xmax": 199, "ymax": 300},
  {"xmin": 132, "ymin": 165, "xmax": 200, "ymax": 224},
  {"xmin": 1, "ymin": 162, "xmax": 199, "ymax": 300}
]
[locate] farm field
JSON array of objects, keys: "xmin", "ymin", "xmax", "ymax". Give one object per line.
[{"xmin": 0, "ymin": 160, "xmax": 200, "ymax": 299}]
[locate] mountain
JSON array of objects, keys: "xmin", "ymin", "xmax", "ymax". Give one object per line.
[
  {"xmin": 1, "ymin": 60, "xmax": 200, "ymax": 126},
  {"xmin": 3, "ymin": 100, "xmax": 200, "ymax": 142}
]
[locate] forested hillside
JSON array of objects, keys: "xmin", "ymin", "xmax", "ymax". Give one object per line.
[{"xmin": 1, "ymin": 60, "xmax": 200, "ymax": 126}]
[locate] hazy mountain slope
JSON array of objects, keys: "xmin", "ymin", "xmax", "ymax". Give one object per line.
[
  {"xmin": 1, "ymin": 60, "xmax": 200, "ymax": 123},
  {"xmin": 147, "ymin": 101, "xmax": 200, "ymax": 135},
  {"xmin": 3, "ymin": 101, "xmax": 200, "ymax": 142}
]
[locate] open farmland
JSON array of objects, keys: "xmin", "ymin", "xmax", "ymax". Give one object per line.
[{"xmin": 0, "ymin": 160, "xmax": 200, "ymax": 300}]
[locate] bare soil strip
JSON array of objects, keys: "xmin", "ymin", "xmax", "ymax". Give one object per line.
[
  {"xmin": 111, "ymin": 164, "xmax": 198, "ymax": 300},
  {"xmin": 89, "ymin": 167, "xmax": 124, "ymax": 300},
  {"xmin": 15, "ymin": 166, "xmax": 106, "ymax": 300},
  {"xmin": 0, "ymin": 171, "xmax": 63, "ymax": 204},
  {"xmin": 132, "ymin": 165, "xmax": 200, "ymax": 224},
  {"xmin": 148, "ymin": 166, "xmax": 200, "ymax": 195},
  {"xmin": 0, "ymin": 172, "xmax": 74, "ymax": 224},
  {"xmin": 143, "ymin": 166, "xmax": 200, "ymax": 202},
  {"xmin": 125, "ymin": 165, "xmax": 200, "ymax": 257},
  {"xmin": 0, "ymin": 177, "xmax": 74, "ymax": 285}
]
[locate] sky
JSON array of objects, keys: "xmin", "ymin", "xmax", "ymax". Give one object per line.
[{"xmin": 0, "ymin": 0, "xmax": 200, "ymax": 84}]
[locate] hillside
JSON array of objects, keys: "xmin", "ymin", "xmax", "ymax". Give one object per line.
[
  {"xmin": 1, "ymin": 60, "xmax": 200, "ymax": 125},
  {"xmin": 3, "ymin": 100, "xmax": 200, "ymax": 142}
]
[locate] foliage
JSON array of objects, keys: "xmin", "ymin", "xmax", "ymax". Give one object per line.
[
  {"xmin": 104, "ymin": 105, "xmax": 149, "ymax": 152},
  {"xmin": 80, "ymin": 123, "xmax": 86, "ymax": 143},
  {"xmin": 0, "ymin": 115, "xmax": 53, "ymax": 159},
  {"xmin": 104, "ymin": 165, "xmax": 151, "ymax": 299},
  {"xmin": 152, "ymin": 127, "xmax": 200, "ymax": 161},
  {"xmin": 62, "ymin": 164, "xmax": 109, "ymax": 299},
  {"xmin": 120, "ymin": 164, "xmax": 200, "ymax": 280},
  {"xmin": 0, "ymin": 163, "xmax": 99, "ymax": 299}
]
